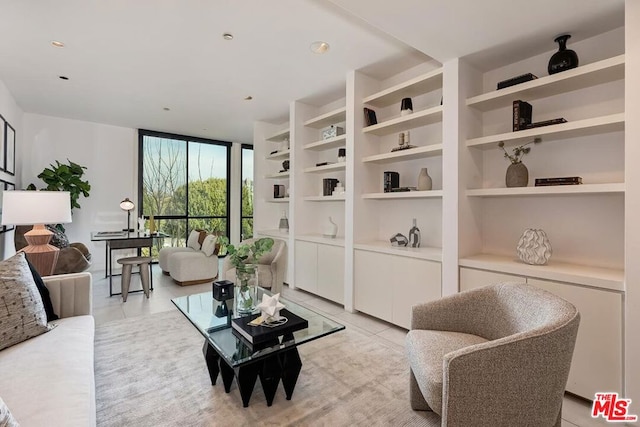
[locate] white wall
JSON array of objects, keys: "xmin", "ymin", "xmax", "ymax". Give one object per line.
[
  {"xmin": 21, "ymin": 113, "xmax": 138, "ymax": 272},
  {"xmin": 0, "ymin": 79, "xmax": 23, "ymax": 259}
]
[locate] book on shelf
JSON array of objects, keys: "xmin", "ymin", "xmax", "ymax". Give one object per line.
[
  {"xmin": 497, "ymin": 73, "xmax": 538, "ymax": 90},
  {"xmin": 231, "ymin": 309, "xmax": 308, "ymax": 346},
  {"xmin": 364, "ymin": 108, "xmax": 377, "ymax": 126},
  {"xmin": 512, "ymin": 100, "xmax": 533, "ymax": 131},
  {"xmin": 535, "ymin": 177, "xmax": 583, "ymax": 186},
  {"xmin": 523, "ymin": 118, "xmax": 568, "ymax": 129}
]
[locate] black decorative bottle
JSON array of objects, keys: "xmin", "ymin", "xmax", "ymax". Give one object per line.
[{"xmin": 548, "ymin": 34, "xmax": 579, "ymax": 75}]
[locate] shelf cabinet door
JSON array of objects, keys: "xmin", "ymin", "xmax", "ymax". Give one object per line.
[
  {"xmin": 294, "ymin": 240, "xmax": 317, "ymax": 293},
  {"xmin": 392, "ymin": 257, "xmax": 441, "ymax": 329},
  {"xmin": 354, "ymin": 250, "xmax": 393, "ymax": 322},
  {"xmin": 527, "ymin": 278, "xmax": 623, "ymax": 399},
  {"xmin": 317, "ymin": 244, "xmax": 344, "ymax": 304},
  {"xmin": 459, "ymin": 267, "xmax": 526, "ymax": 292}
]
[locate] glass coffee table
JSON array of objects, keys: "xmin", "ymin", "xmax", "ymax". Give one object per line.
[{"xmin": 172, "ymin": 288, "xmax": 345, "ymax": 407}]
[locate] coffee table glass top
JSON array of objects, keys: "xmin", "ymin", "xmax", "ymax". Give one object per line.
[{"xmin": 172, "ymin": 288, "xmax": 345, "ymax": 367}]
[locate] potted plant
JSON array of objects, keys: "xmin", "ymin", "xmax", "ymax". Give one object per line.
[
  {"xmin": 28, "ymin": 159, "xmax": 91, "ymax": 210},
  {"xmin": 497, "ymin": 138, "xmax": 541, "ymax": 187},
  {"xmin": 219, "ymin": 237, "xmax": 274, "ymax": 314}
]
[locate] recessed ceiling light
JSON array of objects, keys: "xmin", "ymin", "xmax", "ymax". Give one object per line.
[
  {"xmin": 222, "ymin": 33, "xmax": 234, "ymax": 40},
  {"xmin": 310, "ymin": 41, "xmax": 330, "ymax": 54},
  {"xmin": 163, "ymin": 107, "xmax": 170, "ymax": 111},
  {"xmin": 244, "ymin": 96, "xmax": 253, "ymax": 101},
  {"xmin": 58, "ymin": 76, "xmax": 69, "ymax": 80},
  {"xmin": 51, "ymin": 40, "xmax": 65, "ymax": 48}
]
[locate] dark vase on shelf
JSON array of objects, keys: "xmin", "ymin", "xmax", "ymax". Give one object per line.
[
  {"xmin": 548, "ymin": 34, "xmax": 579, "ymax": 75},
  {"xmin": 506, "ymin": 162, "xmax": 529, "ymax": 188}
]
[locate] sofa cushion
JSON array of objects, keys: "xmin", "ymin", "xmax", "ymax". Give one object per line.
[
  {"xmin": 26, "ymin": 257, "xmax": 59, "ymax": 322},
  {"xmin": 201, "ymin": 234, "xmax": 218, "ymax": 257},
  {"xmin": 187, "ymin": 230, "xmax": 201, "ymax": 250},
  {"xmin": 0, "ymin": 316, "xmax": 95, "ymax": 427},
  {"xmin": 0, "ymin": 253, "xmax": 52, "ymax": 351},
  {"xmin": 168, "ymin": 251, "xmax": 218, "ymax": 283},
  {"xmin": 405, "ymin": 330, "xmax": 488, "ymax": 415},
  {"xmin": 158, "ymin": 247, "xmax": 194, "ymax": 273},
  {"xmin": 0, "ymin": 397, "xmax": 19, "ymax": 427}
]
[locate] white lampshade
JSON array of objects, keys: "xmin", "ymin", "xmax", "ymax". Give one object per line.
[{"xmin": 1, "ymin": 190, "xmax": 73, "ymax": 225}]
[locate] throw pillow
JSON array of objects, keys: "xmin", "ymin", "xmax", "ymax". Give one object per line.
[
  {"xmin": 201, "ymin": 234, "xmax": 218, "ymax": 257},
  {"xmin": 0, "ymin": 397, "xmax": 20, "ymax": 427},
  {"xmin": 0, "ymin": 252, "xmax": 52, "ymax": 352},
  {"xmin": 46, "ymin": 224, "xmax": 70, "ymax": 249},
  {"xmin": 186, "ymin": 230, "xmax": 201, "ymax": 251},
  {"xmin": 26, "ymin": 258, "xmax": 59, "ymax": 322}
]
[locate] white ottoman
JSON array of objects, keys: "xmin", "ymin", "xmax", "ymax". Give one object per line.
[
  {"xmin": 168, "ymin": 251, "xmax": 218, "ymax": 286},
  {"xmin": 158, "ymin": 247, "xmax": 193, "ymax": 274}
]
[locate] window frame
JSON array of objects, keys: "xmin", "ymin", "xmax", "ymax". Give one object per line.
[{"xmin": 240, "ymin": 143, "xmax": 254, "ymax": 241}]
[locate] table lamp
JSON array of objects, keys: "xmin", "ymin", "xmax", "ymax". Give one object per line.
[
  {"xmin": 120, "ymin": 198, "xmax": 135, "ymax": 232},
  {"xmin": 1, "ymin": 190, "xmax": 72, "ymax": 276}
]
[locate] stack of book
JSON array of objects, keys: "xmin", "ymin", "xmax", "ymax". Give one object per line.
[
  {"xmin": 513, "ymin": 100, "xmax": 567, "ymax": 131},
  {"xmin": 535, "ymin": 177, "xmax": 583, "ymax": 186},
  {"xmin": 497, "ymin": 73, "xmax": 538, "ymax": 90},
  {"xmin": 231, "ymin": 309, "xmax": 308, "ymax": 347}
]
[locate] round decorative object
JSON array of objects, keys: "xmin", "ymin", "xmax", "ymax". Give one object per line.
[
  {"xmin": 506, "ymin": 162, "xmax": 528, "ymax": 187},
  {"xmin": 517, "ymin": 229, "xmax": 552, "ymax": 265},
  {"xmin": 323, "ymin": 216, "xmax": 337, "ymax": 238},
  {"xmin": 548, "ymin": 34, "xmax": 579, "ymax": 75},
  {"xmin": 390, "ymin": 233, "xmax": 408, "ymax": 247},
  {"xmin": 417, "ymin": 168, "xmax": 432, "ymax": 191},
  {"xmin": 400, "ymin": 97, "xmax": 413, "ymax": 116},
  {"xmin": 282, "ymin": 160, "xmax": 290, "ymax": 171}
]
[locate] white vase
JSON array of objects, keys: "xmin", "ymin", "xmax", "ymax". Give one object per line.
[
  {"xmin": 417, "ymin": 168, "xmax": 432, "ymax": 191},
  {"xmin": 516, "ymin": 229, "xmax": 552, "ymax": 265},
  {"xmin": 323, "ymin": 216, "xmax": 337, "ymax": 238}
]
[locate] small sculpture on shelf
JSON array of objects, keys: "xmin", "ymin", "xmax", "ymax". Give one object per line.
[
  {"xmin": 390, "ymin": 233, "xmax": 408, "ymax": 247},
  {"xmin": 338, "ymin": 148, "xmax": 346, "ymax": 163},
  {"xmin": 278, "ymin": 211, "xmax": 289, "ymax": 234},
  {"xmin": 409, "ymin": 218, "xmax": 421, "ymax": 248},
  {"xmin": 497, "ymin": 138, "xmax": 541, "ymax": 187},
  {"xmin": 548, "ymin": 34, "xmax": 579, "ymax": 75},
  {"xmin": 323, "ymin": 217, "xmax": 338, "ymax": 239},
  {"xmin": 392, "ymin": 131, "xmax": 415, "ymax": 152},
  {"xmin": 517, "ymin": 228, "xmax": 552, "ymax": 265},
  {"xmin": 400, "ymin": 97, "xmax": 413, "ymax": 116},
  {"xmin": 417, "ymin": 168, "xmax": 432, "ymax": 191}
]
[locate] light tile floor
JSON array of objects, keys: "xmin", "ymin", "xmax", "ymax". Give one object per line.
[{"xmin": 92, "ymin": 265, "xmax": 605, "ymax": 426}]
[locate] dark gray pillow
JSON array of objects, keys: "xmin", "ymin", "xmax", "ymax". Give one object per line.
[{"xmin": 0, "ymin": 252, "xmax": 52, "ymax": 351}]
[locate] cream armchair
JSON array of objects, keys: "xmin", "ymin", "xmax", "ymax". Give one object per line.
[
  {"xmin": 221, "ymin": 238, "xmax": 287, "ymax": 294},
  {"xmin": 406, "ymin": 283, "xmax": 580, "ymax": 427}
]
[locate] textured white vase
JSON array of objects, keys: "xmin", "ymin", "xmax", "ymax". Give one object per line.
[
  {"xmin": 516, "ymin": 229, "xmax": 552, "ymax": 265},
  {"xmin": 323, "ymin": 216, "xmax": 337, "ymax": 238},
  {"xmin": 417, "ymin": 168, "xmax": 432, "ymax": 191}
]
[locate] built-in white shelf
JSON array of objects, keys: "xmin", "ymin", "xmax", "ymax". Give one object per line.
[
  {"xmin": 296, "ymin": 234, "xmax": 345, "ymax": 247},
  {"xmin": 266, "ymin": 149, "xmax": 291, "ymax": 160},
  {"xmin": 265, "ymin": 127, "xmax": 290, "ymax": 142},
  {"xmin": 303, "ymin": 107, "xmax": 347, "ymax": 129},
  {"xmin": 265, "ymin": 198, "xmax": 290, "ymax": 203},
  {"xmin": 355, "ymin": 241, "xmax": 442, "ymax": 262},
  {"xmin": 459, "ymin": 253, "xmax": 624, "ymax": 291},
  {"xmin": 466, "ymin": 55, "xmax": 625, "ymax": 111},
  {"xmin": 303, "ymin": 195, "xmax": 346, "ymax": 201},
  {"xmin": 256, "ymin": 229, "xmax": 290, "ymax": 239},
  {"xmin": 362, "ymin": 144, "xmax": 443, "ymax": 164},
  {"xmin": 467, "ymin": 114, "xmax": 625, "ymax": 149},
  {"xmin": 466, "ymin": 183, "xmax": 624, "ymax": 197},
  {"xmin": 303, "ymin": 134, "xmax": 347, "ymax": 151},
  {"xmin": 303, "ymin": 163, "xmax": 346, "ymax": 174},
  {"xmin": 363, "ymin": 68, "xmax": 443, "ymax": 108},
  {"xmin": 362, "ymin": 106, "xmax": 443, "ymax": 136},
  {"xmin": 362, "ymin": 190, "xmax": 443, "ymax": 200},
  {"xmin": 265, "ymin": 171, "xmax": 290, "ymax": 179}
]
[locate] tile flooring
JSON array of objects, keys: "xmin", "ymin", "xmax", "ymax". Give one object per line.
[{"xmin": 92, "ymin": 265, "xmax": 606, "ymax": 427}]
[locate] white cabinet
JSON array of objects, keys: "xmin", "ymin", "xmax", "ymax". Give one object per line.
[
  {"xmin": 294, "ymin": 240, "xmax": 344, "ymax": 304},
  {"xmin": 355, "ymin": 250, "xmax": 441, "ymax": 329},
  {"xmin": 459, "ymin": 267, "xmax": 623, "ymax": 399}
]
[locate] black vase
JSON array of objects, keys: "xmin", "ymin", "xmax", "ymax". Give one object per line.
[{"xmin": 548, "ymin": 34, "xmax": 579, "ymax": 75}]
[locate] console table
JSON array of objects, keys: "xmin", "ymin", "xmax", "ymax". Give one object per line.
[{"xmin": 91, "ymin": 231, "xmax": 168, "ymax": 296}]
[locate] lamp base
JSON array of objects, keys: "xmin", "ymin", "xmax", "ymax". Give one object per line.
[{"xmin": 23, "ymin": 224, "xmax": 60, "ymax": 276}]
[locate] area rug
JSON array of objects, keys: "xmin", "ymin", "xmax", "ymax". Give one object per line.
[{"xmin": 94, "ymin": 310, "xmax": 439, "ymax": 426}]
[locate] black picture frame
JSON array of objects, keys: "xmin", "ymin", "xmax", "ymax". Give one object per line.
[
  {"xmin": 5, "ymin": 121, "xmax": 15, "ymax": 175},
  {"xmin": 0, "ymin": 180, "xmax": 14, "ymax": 233},
  {"xmin": 0, "ymin": 114, "xmax": 5, "ymax": 173}
]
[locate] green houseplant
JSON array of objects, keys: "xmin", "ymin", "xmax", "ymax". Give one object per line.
[
  {"xmin": 28, "ymin": 159, "xmax": 91, "ymax": 210},
  {"xmin": 219, "ymin": 237, "xmax": 274, "ymax": 313}
]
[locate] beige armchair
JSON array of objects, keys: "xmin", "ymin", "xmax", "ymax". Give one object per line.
[
  {"xmin": 406, "ymin": 283, "xmax": 580, "ymax": 427},
  {"xmin": 222, "ymin": 238, "xmax": 287, "ymax": 294}
]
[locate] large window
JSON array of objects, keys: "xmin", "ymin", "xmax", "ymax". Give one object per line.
[
  {"xmin": 139, "ymin": 130, "xmax": 231, "ymax": 256},
  {"xmin": 241, "ymin": 144, "xmax": 254, "ymax": 241}
]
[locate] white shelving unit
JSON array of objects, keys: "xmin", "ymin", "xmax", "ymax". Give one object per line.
[
  {"xmin": 303, "ymin": 195, "xmax": 346, "ymax": 201},
  {"xmin": 265, "ymin": 197, "xmax": 290, "ymax": 203},
  {"xmin": 265, "ymin": 171, "xmax": 290, "ymax": 179},
  {"xmin": 362, "ymin": 106, "xmax": 443, "ymax": 136},
  {"xmin": 303, "ymin": 135, "xmax": 347, "ymax": 151},
  {"xmin": 363, "ymin": 68, "xmax": 443, "ymax": 107},
  {"xmin": 265, "ymin": 127, "xmax": 290, "ymax": 142},
  {"xmin": 303, "ymin": 163, "xmax": 346, "ymax": 174},
  {"xmin": 466, "ymin": 183, "xmax": 624, "ymax": 197},
  {"xmin": 362, "ymin": 144, "xmax": 442, "ymax": 163},
  {"xmin": 354, "ymin": 241, "xmax": 442, "ymax": 262},
  {"xmin": 266, "ymin": 149, "xmax": 291, "ymax": 160},
  {"xmin": 362, "ymin": 190, "xmax": 442, "ymax": 199},
  {"xmin": 303, "ymin": 107, "xmax": 347, "ymax": 128}
]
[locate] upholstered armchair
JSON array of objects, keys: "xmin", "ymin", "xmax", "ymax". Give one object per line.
[
  {"xmin": 405, "ymin": 283, "xmax": 580, "ymax": 427},
  {"xmin": 14, "ymin": 225, "xmax": 91, "ymax": 275},
  {"xmin": 221, "ymin": 238, "xmax": 287, "ymax": 294}
]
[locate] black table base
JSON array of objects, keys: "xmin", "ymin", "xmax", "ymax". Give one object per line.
[{"xmin": 202, "ymin": 339, "xmax": 302, "ymax": 407}]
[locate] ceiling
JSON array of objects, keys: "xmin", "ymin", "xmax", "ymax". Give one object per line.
[{"xmin": 0, "ymin": 0, "xmax": 625, "ymax": 144}]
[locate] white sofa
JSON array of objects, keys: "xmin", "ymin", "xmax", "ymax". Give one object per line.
[
  {"xmin": 158, "ymin": 233, "xmax": 219, "ymax": 286},
  {"xmin": 0, "ymin": 272, "xmax": 95, "ymax": 427}
]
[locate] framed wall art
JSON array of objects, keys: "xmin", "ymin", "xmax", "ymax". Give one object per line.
[
  {"xmin": 0, "ymin": 114, "xmax": 5, "ymax": 173},
  {"xmin": 5, "ymin": 121, "xmax": 15, "ymax": 175},
  {"xmin": 2, "ymin": 181, "xmax": 15, "ymax": 232}
]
